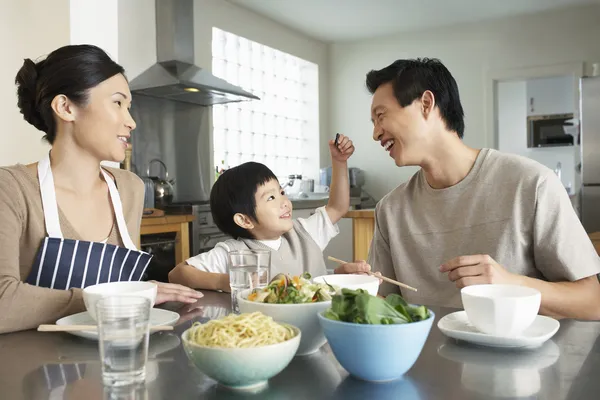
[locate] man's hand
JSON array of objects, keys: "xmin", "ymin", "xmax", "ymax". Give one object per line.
[{"xmin": 440, "ymin": 254, "xmax": 518, "ymax": 288}]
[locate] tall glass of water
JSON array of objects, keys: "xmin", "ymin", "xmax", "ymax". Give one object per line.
[
  {"xmin": 228, "ymin": 250, "xmax": 271, "ymax": 313},
  {"xmin": 96, "ymin": 296, "xmax": 151, "ymax": 387}
]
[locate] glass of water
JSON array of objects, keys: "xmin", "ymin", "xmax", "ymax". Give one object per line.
[
  {"xmin": 228, "ymin": 250, "xmax": 271, "ymax": 313},
  {"xmin": 96, "ymin": 296, "xmax": 151, "ymax": 387}
]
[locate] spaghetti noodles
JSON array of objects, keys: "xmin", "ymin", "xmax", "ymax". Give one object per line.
[{"xmin": 188, "ymin": 312, "xmax": 296, "ymax": 348}]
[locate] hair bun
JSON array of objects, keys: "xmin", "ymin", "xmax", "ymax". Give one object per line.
[{"xmin": 15, "ymin": 58, "xmax": 48, "ymax": 132}]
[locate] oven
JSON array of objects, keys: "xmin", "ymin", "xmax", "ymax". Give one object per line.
[
  {"xmin": 190, "ymin": 204, "xmax": 232, "ymax": 255},
  {"xmin": 140, "ymin": 203, "xmax": 231, "ymax": 282}
]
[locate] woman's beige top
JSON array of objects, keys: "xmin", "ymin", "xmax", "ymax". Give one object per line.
[{"xmin": 0, "ymin": 164, "xmax": 144, "ymax": 333}]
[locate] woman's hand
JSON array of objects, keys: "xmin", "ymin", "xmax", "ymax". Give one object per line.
[{"xmin": 150, "ymin": 281, "xmax": 204, "ymax": 305}]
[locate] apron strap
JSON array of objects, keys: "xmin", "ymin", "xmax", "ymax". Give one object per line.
[
  {"xmin": 38, "ymin": 152, "xmax": 64, "ymax": 238},
  {"xmin": 37, "ymin": 151, "xmax": 139, "ymax": 251},
  {"xmin": 101, "ymin": 169, "xmax": 138, "ymax": 251}
]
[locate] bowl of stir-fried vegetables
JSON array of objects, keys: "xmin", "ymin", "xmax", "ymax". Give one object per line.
[{"xmin": 238, "ymin": 272, "xmax": 339, "ymax": 356}]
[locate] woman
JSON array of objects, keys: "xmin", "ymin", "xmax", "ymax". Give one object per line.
[{"xmin": 0, "ymin": 44, "xmax": 202, "ymax": 333}]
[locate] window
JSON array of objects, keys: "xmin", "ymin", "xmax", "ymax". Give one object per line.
[{"xmin": 211, "ymin": 27, "xmax": 319, "ymax": 181}]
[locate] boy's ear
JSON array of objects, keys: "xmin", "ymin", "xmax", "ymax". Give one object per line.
[{"xmin": 233, "ymin": 213, "xmax": 254, "ymax": 230}]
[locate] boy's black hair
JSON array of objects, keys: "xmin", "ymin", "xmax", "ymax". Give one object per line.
[
  {"xmin": 210, "ymin": 162, "xmax": 278, "ymax": 239},
  {"xmin": 366, "ymin": 58, "xmax": 465, "ymax": 138}
]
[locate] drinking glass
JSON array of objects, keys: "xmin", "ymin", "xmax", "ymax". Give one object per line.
[
  {"xmin": 96, "ymin": 296, "xmax": 151, "ymax": 387},
  {"xmin": 228, "ymin": 250, "xmax": 271, "ymax": 313}
]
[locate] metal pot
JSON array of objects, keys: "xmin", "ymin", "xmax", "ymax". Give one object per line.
[{"xmin": 147, "ymin": 159, "xmax": 175, "ymax": 208}]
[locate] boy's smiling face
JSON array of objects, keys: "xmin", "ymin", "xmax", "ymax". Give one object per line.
[{"xmin": 235, "ymin": 178, "xmax": 294, "ymax": 240}]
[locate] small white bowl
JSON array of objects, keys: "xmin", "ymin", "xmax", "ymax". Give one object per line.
[
  {"xmin": 83, "ymin": 281, "xmax": 157, "ymax": 321},
  {"xmin": 181, "ymin": 324, "xmax": 301, "ymax": 391},
  {"xmin": 313, "ymin": 274, "xmax": 379, "ymax": 296},
  {"xmin": 237, "ymin": 289, "xmax": 330, "ymax": 356},
  {"xmin": 461, "ymin": 284, "xmax": 541, "ymax": 337}
]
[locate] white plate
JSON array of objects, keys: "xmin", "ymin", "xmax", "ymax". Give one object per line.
[
  {"xmin": 437, "ymin": 311, "xmax": 559, "ymax": 349},
  {"xmin": 56, "ymin": 309, "xmax": 180, "ymax": 340}
]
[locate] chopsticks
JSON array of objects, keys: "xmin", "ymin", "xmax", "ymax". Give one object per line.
[
  {"xmin": 327, "ymin": 256, "xmax": 418, "ymax": 292},
  {"xmin": 38, "ymin": 325, "xmax": 174, "ymax": 332}
]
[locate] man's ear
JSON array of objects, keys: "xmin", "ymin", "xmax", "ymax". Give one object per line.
[{"xmin": 420, "ymin": 90, "xmax": 436, "ymax": 119}]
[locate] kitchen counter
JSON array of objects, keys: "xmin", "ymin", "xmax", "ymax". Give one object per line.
[
  {"xmin": 140, "ymin": 214, "xmax": 195, "ymax": 265},
  {"xmin": 292, "ymin": 196, "xmax": 361, "ymax": 210}
]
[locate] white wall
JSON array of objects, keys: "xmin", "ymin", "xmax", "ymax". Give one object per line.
[
  {"xmin": 0, "ymin": 0, "xmax": 70, "ymax": 165},
  {"xmin": 497, "ymin": 80, "xmax": 575, "ymax": 192},
  {"xmin": 329, "ymin": 4, "xmax": 600, "ymax": 201},
  {"xmin": 70, "ymin": 0, "xmax": 119, "ymax": 61},
  {"xmin": 118, "ymin": 0, "xmax": 330, "ymax": 180},
  {"xmin": 497, "ymin": 81, "xmax": 527, "ymax": 155}
]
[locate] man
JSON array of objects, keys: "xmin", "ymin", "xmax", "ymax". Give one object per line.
[{"xmin": 346, "ymin": 58, "xmax": 600, "ymax": 320}]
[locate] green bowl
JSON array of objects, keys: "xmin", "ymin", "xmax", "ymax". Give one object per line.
[{"xmin": 181, "ymin": 324, "xmax": 301, "ymax": 391}]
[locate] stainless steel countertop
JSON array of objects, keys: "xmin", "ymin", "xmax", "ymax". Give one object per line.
[
  {"xmin": 291, "ymin": 196, "xmax": 361, "ymax": 210},
  {"xmin": 2, "ymin": 291, "xmax": 599, "ymax": 400}
]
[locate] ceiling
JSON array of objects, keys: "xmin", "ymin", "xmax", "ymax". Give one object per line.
[{"xmin": 226, "ymin": 0, "xmax": 599, "ymax": 42}]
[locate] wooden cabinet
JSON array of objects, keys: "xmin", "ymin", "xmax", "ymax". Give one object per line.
[
  {"xmin": 343, "ymin": 210, "xmax": 375, "ymax": 263},
  {"xmin": 140, "ymin": 214, "xmax": 195, "ymax": 265}
]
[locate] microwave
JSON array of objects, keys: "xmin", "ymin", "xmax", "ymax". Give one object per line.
[{"xmin": 527, "ymin": 113, "xmax": 575, "ymax": 148}]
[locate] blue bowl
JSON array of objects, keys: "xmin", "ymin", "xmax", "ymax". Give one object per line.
[{"xmin": 318, "ymin": 311, "xmax": 435, "ymax": 382}]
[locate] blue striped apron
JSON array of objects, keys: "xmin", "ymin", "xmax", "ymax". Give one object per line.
[{"xmin": 25, "ymin": 153, "xmax": 152, "ymax": 289}]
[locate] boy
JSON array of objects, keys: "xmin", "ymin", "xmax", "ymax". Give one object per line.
[{"xmin": 169, "ymin": 134, "xmax": 370, "ymax": 291}]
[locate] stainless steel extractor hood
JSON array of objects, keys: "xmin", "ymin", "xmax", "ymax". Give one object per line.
[{"xmin": 129, "ymin": 0, "xmax": 259, "ymax": 106}]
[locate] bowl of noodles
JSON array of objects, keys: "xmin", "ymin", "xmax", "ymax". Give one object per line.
[
  {"xmin": 237, "ymin": 273, "xmax": 337, "ymax": 356},
  {"xmin": 181, "ymin": 312, "xmax": 301, "ymax": 391}
]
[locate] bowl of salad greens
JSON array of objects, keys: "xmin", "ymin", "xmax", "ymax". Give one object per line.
[
  {"xmin": 318, "ymin": 288, "xmax": 434, "ymax": 382},
  {"xmin": 238, "ymin": 272, "xmax": 339, "ymax": 356}
]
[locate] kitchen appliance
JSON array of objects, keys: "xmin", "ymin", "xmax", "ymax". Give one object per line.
[
  {"xmin": 162, "ymin": 203, "xmax": 231, "ymax": 256},
  {"xmin": 142, "ymin": 177, "xmax": 155, "ymax": 210},
  {"xmin": 319, "ymin": 167, "xmax": 365, "ymax": 197},
  {"xmin": 579, "ymin": 75, "xmax": 600, "ymax": 233},
  {"xmin": 527, "ymin": 113, "xmax": 574, "ymax": 148},
  {"xmin": 147, "ymin": 159, "xmax": 175, "ymax": 208},
  {"xmin": 129, "ymin": 0, "xmax": 259, "ymax": 106}
]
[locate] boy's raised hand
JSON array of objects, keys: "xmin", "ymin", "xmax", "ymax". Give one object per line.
[{"xmin": 329, "ymin": 133, "xmax": 355, "ymax": 162}]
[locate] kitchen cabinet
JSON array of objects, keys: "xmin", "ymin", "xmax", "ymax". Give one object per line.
[
  {"xmin": 526, "ymin": 76, "xmax": 576, "ymax": 116},
  {"xmin": 140, "ymin": 214, "xmax": 195, "ymax": 265}
]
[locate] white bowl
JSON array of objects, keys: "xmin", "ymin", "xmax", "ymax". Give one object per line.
[
  {"xmin": 237, "ymin": 289, "xmax": 330, "ymax": 356},
  {"xmin": 313, "ymin": 274, "xmax": 379, "ymax": 296},
  {"xmin": 461, "ymin": 284, "xmax": 541, "ymax": 337},
  {"xmin": 83, "ymin": 281, "xmax": 157, "ymax": 321},
  {"xmin": 181, "ymin": 324, "xmax": 301, "ymax": 391}
]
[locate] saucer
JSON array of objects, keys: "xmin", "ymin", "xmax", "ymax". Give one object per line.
[
  {"xmin": 437, "ymin": 311, "xmax": 559, "ymax": 349},
  {"xmin": 55, "ymin": 309, "xmax": 180, "ymax": 340}
]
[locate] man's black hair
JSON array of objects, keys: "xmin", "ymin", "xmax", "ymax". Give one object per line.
[{"xmin": 366, "ymin": 58, "xmax": 465, "ymax": 138}]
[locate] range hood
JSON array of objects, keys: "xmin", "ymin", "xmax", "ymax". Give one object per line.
[{"xmin": 129, "ymin": 0, "xmax": 259, "ymax": 106}]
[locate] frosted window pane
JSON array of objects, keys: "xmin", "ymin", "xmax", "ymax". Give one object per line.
[{"xmin": 212, "ymin": 27, "xmax": 318, "ymax": 179}]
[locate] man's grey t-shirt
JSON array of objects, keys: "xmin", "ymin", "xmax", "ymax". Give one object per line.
[{"xmin": 369, "ymin": 148, "xmax": 600, "ymax": 307}]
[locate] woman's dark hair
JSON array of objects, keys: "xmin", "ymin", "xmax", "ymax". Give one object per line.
[
  {"xmin": 14, "ymin": 44, "xmax": 125, "ymax": 144},
  {"xmin": 210, "ymin": 162, "xmax": 278, "ymax": 240},
  {"xmin": 366, "ymin": 58, "xmax": 465, "ymax": 138}
]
